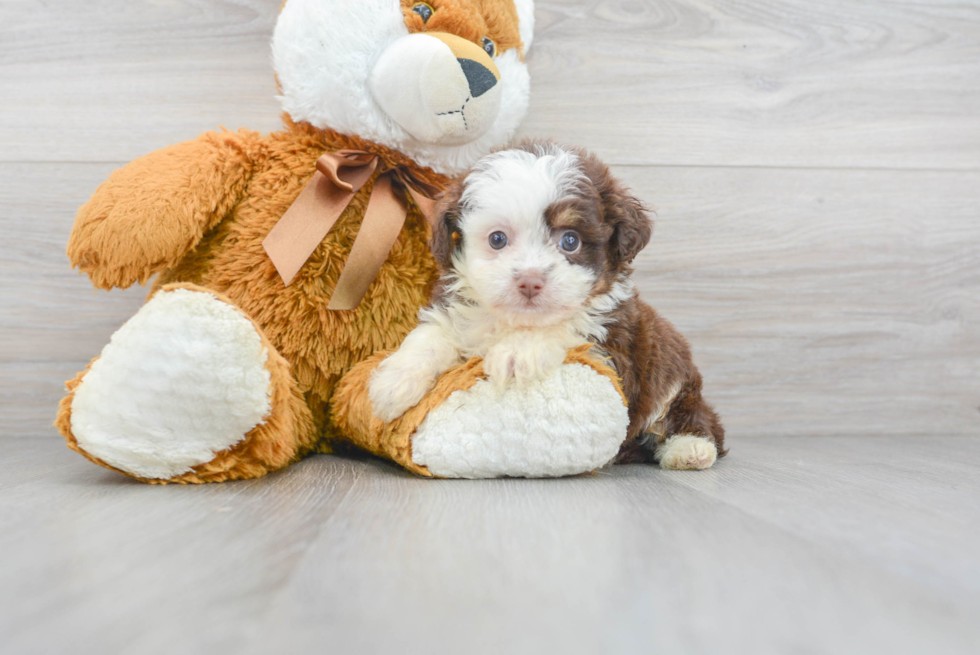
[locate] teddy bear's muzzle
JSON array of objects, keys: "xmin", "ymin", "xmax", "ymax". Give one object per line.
[{"xmin": 369, "ymin": 32, "xmax": 503, "ymax": 146}]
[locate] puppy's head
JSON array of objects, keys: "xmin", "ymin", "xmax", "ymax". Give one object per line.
[{"xmin": 432, "ymin": 140, "xmax": 652, "ymax": 327}]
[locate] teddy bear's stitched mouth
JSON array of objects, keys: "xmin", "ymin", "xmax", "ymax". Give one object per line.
[{"xmin": 436, "ymin": 96, "xmax": 472, "ymax": 130}]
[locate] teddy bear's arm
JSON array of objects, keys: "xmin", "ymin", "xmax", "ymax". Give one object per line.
[{"xmin": 67, "ymin": 130, "xmax": 263, "ymax": 290}]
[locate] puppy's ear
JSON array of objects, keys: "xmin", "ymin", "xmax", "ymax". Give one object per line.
[
  {"xmin": 581, "ymin": 150, "xmax": 653, "ymax": 266},
  {"xmin": 429, "ymin": 180, "xmax": 465, "ymax": 272},
  {"xmin": 604, "ymin": 184, "xmax": 652, "ymax": 265}
]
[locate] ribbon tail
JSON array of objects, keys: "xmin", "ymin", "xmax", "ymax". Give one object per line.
[
  {"xmin": 263, "ymin": 171, "xmax": 355, "ymax": 286},
  {"xmin": 328, "ymin": 175, "xmax": 408, "ymax": 310},
  {"xmin": 405, "ymin": 186, "xmax": 439, "ymax": 226}
]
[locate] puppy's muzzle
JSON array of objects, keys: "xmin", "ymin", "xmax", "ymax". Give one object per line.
[{"xmin": 369, "ymin": 32, "xmax": 503, "ymax": 146}]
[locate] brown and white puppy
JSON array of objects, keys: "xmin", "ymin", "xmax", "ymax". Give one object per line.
[{"xmin": 369, "ymin": 140, "xmax": 726, "ymax": 469}]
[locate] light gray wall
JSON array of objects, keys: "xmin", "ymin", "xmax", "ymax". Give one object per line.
[{"xmin": 2, "ymin": 0, "xmax": 978, "ymax": 438}]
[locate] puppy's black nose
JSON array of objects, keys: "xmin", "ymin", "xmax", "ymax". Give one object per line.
[
  {"xmin": 517, "ymin": 273, "xmax": 545, "ymax": 300},
  {"xmin": 457, "ymin": 58, "xmax": 497, "ymax": 98}
]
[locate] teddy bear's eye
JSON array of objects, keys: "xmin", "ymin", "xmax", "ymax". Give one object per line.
[
  {"xmin": 481, "ymin": 37, "xmax": 496, "ymax": 57},
  {"xmin": 412, "ymin": 2, "xmax": 433, "ymax": 23},
  {"xmin": 488, "ymin": 231, "xmax": 508, "ymax": 250}
]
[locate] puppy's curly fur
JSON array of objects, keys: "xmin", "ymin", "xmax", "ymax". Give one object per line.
[{"xmin": 370, "ymin": 140, "xmax": 726, "ymax": 469}]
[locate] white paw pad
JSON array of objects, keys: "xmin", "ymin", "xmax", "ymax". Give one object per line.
[
  {"xmin": 70, "ymin": 289, "xmax": 272, "ymax": 479},
  {"xmin": 657, "ymin": 435, "xmax": 718, "ymax": 470}
]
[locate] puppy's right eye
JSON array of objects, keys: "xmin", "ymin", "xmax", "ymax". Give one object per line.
[
  {"xmin": 559, "ymin": 230, "xmax": 581, "ymax": 253},
  {"xmin": 488, "ymin": 231, "xmax": 508, "ymax": 250},
  {"xmin": 412, "ymin": 3, "xmax": 434, "ymax": 22}
]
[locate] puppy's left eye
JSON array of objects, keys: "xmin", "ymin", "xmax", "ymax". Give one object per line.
[
  {"xmin": 559, "ymin": 231, "xmax": 581, "ymax": 253},
  {"xmin": 489, "ymin": 231, "xmax": 508, "ymax": 250}
]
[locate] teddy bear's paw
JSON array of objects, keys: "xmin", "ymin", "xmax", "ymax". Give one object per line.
[
  {"xmin": 69, "ymin": 288, "xmax": 273, "ymax": 480},
  {"xmin": 368, "ymin": 352, "xmax": 438, "ymax": 422},
  {"xmin": 656, "ymin": 435, "xmax": 718, "ymax": 471},
  {"xmin": 411, "ymin": 362, "xmax": 630, "ymax": 478}
]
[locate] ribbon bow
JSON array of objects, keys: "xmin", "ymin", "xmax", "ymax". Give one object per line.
[{"xmin": 262, "ymin": 150, "xmax": 442, "ymax": 310}]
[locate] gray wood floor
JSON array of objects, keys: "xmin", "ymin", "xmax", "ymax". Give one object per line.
[
  {"xmin": 2, "ymin": 1, "xmax": 979, "ymax": 653},
  {"xmin": 1, "ymin": 436, "xmax": 978, "ymax": 654}
]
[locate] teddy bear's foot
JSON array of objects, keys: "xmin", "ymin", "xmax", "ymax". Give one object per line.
[
  {"xmin": 57, "ymin": 284, "xmax": 315, "ymax": 483},
  {"xmin": 410, "ymin": 359, "xmax": 630, "ymax": 478}
]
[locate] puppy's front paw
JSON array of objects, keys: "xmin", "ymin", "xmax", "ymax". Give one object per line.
[
  {"xmin": 368, "ymin": 356, "xmax": 436, "ymax": 422},
  {"xmin": 483, "ymin": 340, "xmax": 566, "ymax": 390},
  {"xmin": 656, "ymin": 435, "xmax": 718, "ymax": 470},
  {"xmin": 513, "ymin": 341, "xmax": 566, "ymax": 384},
  {"xmin": 483, "ymin": 344, "xmax": 517, "ymax": 389}
]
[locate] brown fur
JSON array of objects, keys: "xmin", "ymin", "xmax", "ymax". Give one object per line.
[
  {"xmin": 561, "ymin": 144, "xmax": 726, "ymax": 461},
  {"xmin": 59, "ymin": 120, "xmax": 449, "ymax": 481},
  {"xmin": 569, "ymin": 145, "xmax": 726, "ymax": 462}
]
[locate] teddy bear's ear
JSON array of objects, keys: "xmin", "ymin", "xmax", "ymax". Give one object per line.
[
  {"xmin": 514, "ymin": 0, "xmax": 536, "ymax": 54},
  {"xmin": 430, "ymin": 182, "xmax": 465, "ymax": 272}
]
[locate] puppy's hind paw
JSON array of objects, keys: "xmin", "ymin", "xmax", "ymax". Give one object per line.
[{"xmin": 656, "ymin": 435, "xmax": 718, "ymax": 470}]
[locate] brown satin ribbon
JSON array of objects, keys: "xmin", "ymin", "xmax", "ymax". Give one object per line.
[{"xmin": 262, "ymin": 150, "xmax": 441, "ymax": 310}]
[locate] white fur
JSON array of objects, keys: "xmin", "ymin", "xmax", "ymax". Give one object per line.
[
  {"xmin": 70, "ymin": 289, "xmax": 272, "ymax": 480},
  {"xmin": 451, "ymin": 143, "xmax": 594, "ymax": 329},
  {"xmin": 273, "ymin": 0, "xmax": 532, "ymax": 176},
  {"xmin": 369, "ymin": 322, "xmax": 461, "ymax": 422},
  {"xmin": 641, "ymin": 380, "xmax": 683, "ymax": 439},
  {"xmin": 369, "ymin": 145, "xmax": 636, "ymax": 421},
  {"xmin": 656, "ymin": 434, "xmax": 718, "ymax": 470},
  {"xmin": 482, "ymin": 329, "xmax": 568, "ymax": 391},
  {"xmin": 411, "ymin": 363, "xmax": 628, "ymax": 478},
  {"xmin": 513, "ymin": 0, "xmax": 536, "ymax": 52}
]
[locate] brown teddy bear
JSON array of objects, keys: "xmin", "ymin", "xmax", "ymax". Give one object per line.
[
  {"xmin": 56, "ymin": 0, "xmax": 540, "ymax": 482},
  {"xmin": 57, "ymin": 0, "xmax": 632, "ymax": 482}
]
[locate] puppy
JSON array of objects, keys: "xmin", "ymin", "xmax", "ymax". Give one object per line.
[{"xmin": 369, "ymin": 140, "xmax": 726, "ymax": 469}]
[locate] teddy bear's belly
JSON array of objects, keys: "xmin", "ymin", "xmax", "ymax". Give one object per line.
[{"xmin": 158, "ymin": 186, "xmax": 439, "ymax": 415}]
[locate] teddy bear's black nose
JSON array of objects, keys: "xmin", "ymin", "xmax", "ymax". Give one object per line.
[{"xmin": 457, "ymin": 58, "xmax": 497, "ymax": 98}]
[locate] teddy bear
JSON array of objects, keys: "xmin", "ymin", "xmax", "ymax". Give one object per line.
[{"xmin": 56, "ymin": 0, "xmax": 630, "ymax": 482}]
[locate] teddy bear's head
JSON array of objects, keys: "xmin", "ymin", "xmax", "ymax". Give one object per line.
[{"xmin": 273, "ymin": 0, "xmax": 534, "ymax": 175}]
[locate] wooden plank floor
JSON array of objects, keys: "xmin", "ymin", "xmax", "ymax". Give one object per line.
[
  {"xmin": 1, "ymin": 436, "xmax": 978, "ymax": 654},
  {"xmin": 2, "ymin": 1, "xmax": 979, "ymax": 653}
]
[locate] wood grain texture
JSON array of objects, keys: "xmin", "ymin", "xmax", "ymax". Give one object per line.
[
  {"xmin": 622, "ymin": 165, "xmax": 980, "ymax": 437},
  {"xmin": 2, "ymin": 1, "xmax": 979, "ymax": 168},
  {"xmin": 525, "ymin": 0, "xmax": 980, "ymax": 168},
  {"xmin": 1, "ymin": 437, "xmax": 977, "ymax": 654},
  {"xmin": 0, "ymin": 0, "xmax": 283, "ymax": 163}
]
